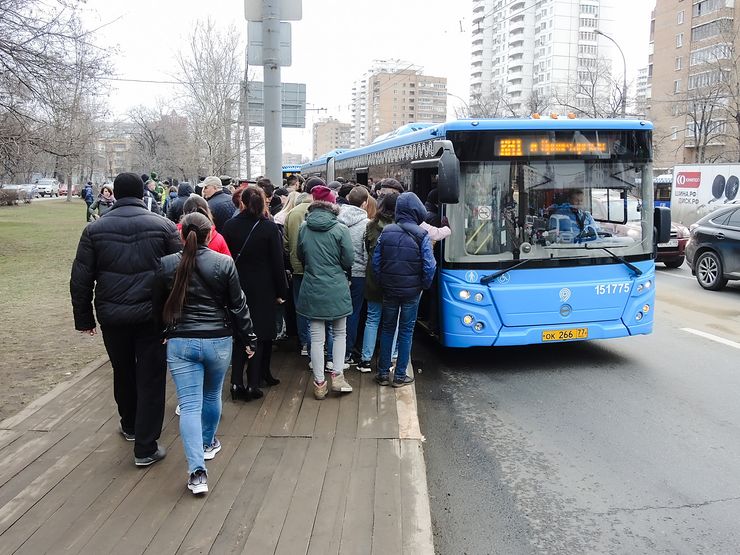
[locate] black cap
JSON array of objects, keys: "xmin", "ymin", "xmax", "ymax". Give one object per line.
[
  {"xmin": 304, "ymin": 176, "xmax": 326, "ymax": 194},
  {"xmin": 114, "ymin": 172, "xmax": 144, "ymax": 199}
]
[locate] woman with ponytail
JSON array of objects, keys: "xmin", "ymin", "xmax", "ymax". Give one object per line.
[{"xmin": 153, "ymin": 212, "xmax": 256, "ymax": 495}]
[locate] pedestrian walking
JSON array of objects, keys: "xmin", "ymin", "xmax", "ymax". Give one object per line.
[
  {"xmin": 143, "ymin": 179, "xmax": 163, "ymax": 215},
  {"xmin": 223, "ymin": 186, "xmax": 287, "ymax": 401},
  {"xmin": 203, "ymin": 175, "xmax": 236, "ymax": 233},
  {"xmin": 178, "ymin": 195, "xmax": 231, "ymax": 256},
  {"xmin": 70, "ymin": 172, "xmax": 181, "ymax": 466},
  {"xmin": 152, "ymin": 212, "xmax": 256, "ymax": 495},
  {"xmin": 337, "ymin": 186, "xmax": 370, "ymax": 363},
  {"xmin": 82, "ymin": 182, "xmax": 94, "ymax": 221},
  {"xmin": 166, "ymin": 181, "xmax": 194, "ymax": 224},
  {"xmin": 296, "ymin": 185, "xmax": 355, "ymax": 399},
  {"xmin": 372, "ymin": 192, "xmax": 436, "ymax": 387},
  {"xmin": 284, "ymin": 177, "xmax": 324, "ymax": 356},
  {"xmin": 88, "ymin": 185, "xmax": 115, "ymax": 220}
]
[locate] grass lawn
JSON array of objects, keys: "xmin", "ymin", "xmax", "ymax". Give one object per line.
[{"xmin": 0, "ymin": 199, "xmax": 107, "ymax": 420}]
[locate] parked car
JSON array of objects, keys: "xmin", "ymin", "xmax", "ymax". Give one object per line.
[
  {"xmin": 685, "ymin": 205, "xmax": 740, "ymax": 290},
  {"xmin": 0, "ymin": 183, "xmax": 35, "ymax": 203},
  {"xmin": 58, "ymin": 183, "xmax": 76, "ymax": 196},
  {"xmin": 657, "ymin": 222, "xmax": 690, "ymax": 268},
  {"xmin": 36, "ymin": 178, "xmax": 59, "ymax": 197}
]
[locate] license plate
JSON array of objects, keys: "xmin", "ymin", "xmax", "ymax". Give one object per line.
[
  {"xmin": 542, "ymin": 328, "xmax": 589, "ymax": 342},
  {"xmin": 658, "ymin": 239, "xmax": 679, "ymax": 247}
]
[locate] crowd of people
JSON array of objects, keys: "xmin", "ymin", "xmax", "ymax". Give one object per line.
[{"xmin": 70, "ymin": 170, "xmax": 450, "ymax": 495}]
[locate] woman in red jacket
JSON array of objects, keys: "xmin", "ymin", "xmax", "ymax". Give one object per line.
[{"xmin": 177, "ymin": 195, "xmax": 231, "ymax": 256}]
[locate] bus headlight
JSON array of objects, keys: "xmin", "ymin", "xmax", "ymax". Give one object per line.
[
  {"xmin": 459, "ymin": 290, "xmax": 471, "ymax": 300},
  {"xmin": 474, "ymin": 292, "xmax": 484, "ymax": 302},
  {"xmin": 635, "ymin": 312, "xmax": 644, "ymax": 321},
  {"xmin": 642, "ymin": 304, "xmax": 650, "ymax": 313},
  {"xmin": 473, "ymin": 322, "xmax": 485, "ymax": 332},
  {"xmin": 463, "ymin": 314, "xmax": 474, "ymax": 326}
]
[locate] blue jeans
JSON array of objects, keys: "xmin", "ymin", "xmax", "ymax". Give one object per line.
[
  {"xmin": 167, "ymin": 336, "xmax": 231, "ymax": 474},
  {"xmin": 378, "ymin": 296, "xmax": 420, "ymax": 380},
  {"xmin": 361, "ymin": 300, "xmax": 398, "ymax": 362},
  {"xmin": 346, "ymin": 277, "xmax": 365, "ymax": 355},
  {"xmin": 292, "ymin": 275, "xmax": 310, "ymax": 348}
]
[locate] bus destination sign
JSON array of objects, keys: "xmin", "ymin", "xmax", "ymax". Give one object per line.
[{"xmin": 496, "ymin": 137, "xmax": 609, "ymax": 157}]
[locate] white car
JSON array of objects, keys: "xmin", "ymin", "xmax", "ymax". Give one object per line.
[{"xmin": 36, "ymin": 178, "xmax": 59, "ymax": 197}]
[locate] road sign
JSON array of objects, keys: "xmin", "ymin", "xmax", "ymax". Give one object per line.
[
  {"xmin": 244, "ymin": 0, "xmax": 302, "ymax": 21},
  {"xmin": 246, "ymin": 82, "xmax": 306, "ymax": 128},
  {"xmin": 247, "ymin": 21, "xmax": 292, "ymax": 66}
]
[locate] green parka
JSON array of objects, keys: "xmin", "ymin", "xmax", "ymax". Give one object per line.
[{"xmin": 296, "ymin": 202, "xmax": 354, "ymax": 320}]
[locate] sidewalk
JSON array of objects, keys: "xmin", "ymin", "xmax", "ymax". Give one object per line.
[{"xmin": 0, "ymin": 348, "xmax": 434, "ymax": 554}]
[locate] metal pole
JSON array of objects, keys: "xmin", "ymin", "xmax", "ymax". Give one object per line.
[
  {"xmin": 225, "ymin": 99, "xmax": 233, "ymax": 175},
  {"xmin": 596, "ymin": 29, "xmax": 627, "ymax": 117},
  {"xmin": 263, "ymin": 0, "xmax": 282, "ymax": 185},
  {"xmin": 241, "ymin": 73, "xmax": 252, "ymax": 179}
]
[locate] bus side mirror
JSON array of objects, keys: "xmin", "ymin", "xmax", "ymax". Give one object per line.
[
  {"xmin": 434, "ymin": 140, "xmax": 460, "ymax": 204},
  {"xmin": 654, "ymin": 206, "xmax": 671, "ymax": 244}
]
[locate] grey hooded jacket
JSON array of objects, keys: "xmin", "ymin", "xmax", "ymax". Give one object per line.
[{"xmin": 337, "ymin": 204, "xmax": 370, "ymax": 278}]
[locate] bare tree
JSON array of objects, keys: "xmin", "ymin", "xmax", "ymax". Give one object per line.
[
  {"xmin": 174, "ymin": 18, "xmax": 242, "ymax": 177},
  {"xmin": 555, "ymin": 59, "xmax": 626, "ymax": 118}
]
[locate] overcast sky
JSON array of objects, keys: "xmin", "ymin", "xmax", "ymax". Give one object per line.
[{"xmin": 81, "ymin": 0, "xmax": 654, "ymax": 158}]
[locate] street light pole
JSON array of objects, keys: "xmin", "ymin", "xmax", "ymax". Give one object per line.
[
  {"xmin": 446, "ymin": 92, "xmax": 471, "ymax": 117},
  {"xmin": 595, "ymin": 29, "xmax": 627, "ymax": 118}
]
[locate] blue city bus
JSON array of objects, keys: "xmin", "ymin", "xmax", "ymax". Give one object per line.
[
  {"xmin": 282, "ymin": 165, "xmax": 302, "ymax": 180},
  {"xmin": 303, "ymin": 118, "xmax": 670, "ymax": 348}
]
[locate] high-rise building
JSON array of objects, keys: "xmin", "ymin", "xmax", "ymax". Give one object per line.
[
  {"xmin": 469, "ymin": 0, "xmax": 618, "ymax": 116},
  {"xmin": 648, "ymin": 0, "xmax": 739, "ymax": 170},
  {"xmin": 351, "ymin": 60, "xmax": 447, "ymax": 147},
  {"xmin": 312, "ymin": 117, "xmax": 352, "ymax": 160}
]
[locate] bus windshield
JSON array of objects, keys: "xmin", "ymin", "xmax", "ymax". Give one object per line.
[{"xmin": 445, "ymin": 159, "xmax": 654, "ymax": 264}]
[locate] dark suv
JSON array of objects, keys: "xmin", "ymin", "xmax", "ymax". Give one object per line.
[{"xmin": 685, "ymin": 206, "xmax": 740, "ymax": 290}]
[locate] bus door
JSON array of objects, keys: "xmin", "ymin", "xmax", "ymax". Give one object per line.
[
  {"xmin": 355, "ymin": 167, "xmax": 368, "ymax": 186},
  {"xmin": 411, "ymin": 159, "xmax": 441, "ymax": 336}
]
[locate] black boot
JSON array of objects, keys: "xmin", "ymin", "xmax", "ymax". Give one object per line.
[
  {"xmin": 230, "ymin": 384, "xmax": 251, "ymax": 402},
  {"xmin": 246, "ymin": 387, "xmax": 264, "ymax": 400},
  {"xmin": 262, "ymin": 371, "xmax": 280, "ymax": 387}
]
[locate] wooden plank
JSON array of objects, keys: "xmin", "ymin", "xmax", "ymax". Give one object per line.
[
  {"xmin": 174, "ymin": 437, "xmax": 265, "ymax": 555},
  {"xmin": 0, "ymin": 355, "xmax": 109, "ymax": 431},
  {"xmin": 0, "ymin": 430, "xmax": 22, "ymax": 451},
  {"xmin": 375, "ymin": 380, "xmax": 399, "ymax": 439},
  {"xmin": 4, "ymin": 434, "xmax": 130, "ymax": 555},
  {"xmin": 112, "ymin": 434, "xmax": 241, "ymax": 555},
  {"xmin": 219, "ymin": 393, "xmax": 263, "ymax": 438},
  {"xmin": 312, "ymin": 393, "xmax": 340, "ymax": 439},
  {"xmin": 241, "ymin": 438, "xmax": 311, "ymax": 554},
  {"xmin": 335, "ymin": 372, "xmax": 360, "ymax": 438},
  {"xmin": 306, "ymin": 437, "xmax": 356, "ymax": 555},
  {"xmin": 0, "ymin": 429, "xmax": 107, "ymax": 537},
  {"xmin": 274, "ymin": 436, "xmax": 333, "ymax": 555},
  {"xmin": 207, "ymin": 438, "xmax": 287, "ymax": 554},
  {"xmin": 75, "ymin": 432, "xmax": 186, "ymax": 554},
  {"xmin": 51, "ymin": 433, "xmax": 180, "ymax": 554},
  {"xmin": 0, "ymin": 430, "xmax": 68, "ymax": 489},
  {"xmin": 248, "ymin": 364, "xmax": 294, "ymax": 437},
  {"xmin": 399, "ymin": 439, "xmax": 435, "ymax": 555},
  {"xmin": 292, "ymin": 372, "xmax": 321, "ymax": 438},
  {"xmin": 371, "ymin": 439, "xmax": 402, "ymax": 554},
  {"xmin": 357, "ymin": 369, "xmax": 380, "ymax": 438},
  {"xmin": 338, "ymin": 438, "xmax": 377, "ymax": 555},
  {"xmin": 269, "ymin": 364, "xmax": 310, "ymax": 437}
]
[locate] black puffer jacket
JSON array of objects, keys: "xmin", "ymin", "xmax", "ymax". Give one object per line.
[
  {"xmin": 166, "ymin": 182, "xmax": 194, "ymax": 224},
  {"xmin": 152, "ymin": 247, "xmax": 256, "ymax": 346},
  {"xmin": 70, "ymin": 197, "xmax": 181, "ymax": 330},
  {"xmin": 207, "ymin": 189, "xmax": 236, "ymax": 233}
]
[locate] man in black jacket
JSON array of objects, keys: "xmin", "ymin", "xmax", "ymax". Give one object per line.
[
  {"xmin": 202, "ymin": 175, "xmax": 236, "ymax": 233},
  {"xmin": 165, "ymin": 181, "xmax": 193, "ymax": 223},
  {"xmin": 70, "ymin": 172, "xmax": 181, "ymax": 467}
]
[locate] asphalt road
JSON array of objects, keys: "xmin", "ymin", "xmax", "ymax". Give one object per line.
[{"xmin": 415, "ymin": 263, "xmax": 740, "ymax": 555}]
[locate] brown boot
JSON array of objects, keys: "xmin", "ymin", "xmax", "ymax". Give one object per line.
[{"xmin": 313, "ymin": 379, "xmax": 328, "ymax": 400}]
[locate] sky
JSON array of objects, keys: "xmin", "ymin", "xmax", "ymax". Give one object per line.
[{"xmin": 81, "ymin": 0, "xmax": 655, "ymax": 159}]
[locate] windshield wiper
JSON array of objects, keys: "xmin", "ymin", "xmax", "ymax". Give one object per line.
[
  {"xmin": 584, "ymin": 244, "xmax": 643, "ymax": 276},
  {"xmin": 480, "ymin": 258, "xmax": 532, "ymax": 285}
]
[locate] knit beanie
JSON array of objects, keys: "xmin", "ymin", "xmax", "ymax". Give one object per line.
[
  {"xmin": 311, "ymin": 185, "xmax": 336, "ymax": 204},
  {"xmin": 114, "ymin": 172, "xmax": 144, "ymax": 199},
  {"xmin": 304, "ymin": 176, "xmax": 326, "ymax": 194}
]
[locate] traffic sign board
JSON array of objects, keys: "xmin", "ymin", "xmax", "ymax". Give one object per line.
[
  {"xmin": 247, "ymin": 21, "xmax": 292, "ymax": 66},
  {"xmin": 244, "ymin": 0, "xmax": 302, "ymax": 21}
]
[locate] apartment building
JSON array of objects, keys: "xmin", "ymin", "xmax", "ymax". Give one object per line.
[
  {"xmin": 351, "ymin": 60, "xmax": 447, "ymax": 147},
  {"xmin": 312, "ymin": 118, "xmax": 351, "ymax": 160},
  {"xmin": 470, "ymin": 0, "xmax": 618, "ymax": 115},
  {"xmin": 648, "ymin": 0, "xmax": 739, "ymax": 170}
]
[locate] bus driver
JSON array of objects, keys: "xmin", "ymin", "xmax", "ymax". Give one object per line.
[{"xmin": 548, "ymin": 189, "xmax": 600, "ymax": 243}]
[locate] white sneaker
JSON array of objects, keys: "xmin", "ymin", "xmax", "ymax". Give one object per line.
[
  {"xmin": 331, "ymin": 372, "xmax": 353, "ymax": 393},
  {"xmin": 326, "ymin": 361, "xmax": 350, "ymax": 371},
  {"xmin": 203, "ymin": 438, "xmax": 221, "ymax": 460},
  {"xmin": 175, "ymin": 404, "xmax": 181, "ymax": 416}
]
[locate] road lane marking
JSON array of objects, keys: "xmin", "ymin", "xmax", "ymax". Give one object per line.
[
  {"xmin": 657, "ymin": 271, "xmax": 695, "ymax": 281},
  {"xmin": 681, "ymin": 328, "xmax": 740, "ymax": 350}
]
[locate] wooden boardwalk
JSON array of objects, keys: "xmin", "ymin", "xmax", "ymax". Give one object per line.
[{"xmin": 0, "ymin": 350, "xmax": 433, "ymax": 554}]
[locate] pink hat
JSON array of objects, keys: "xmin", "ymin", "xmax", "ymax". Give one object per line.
[{"xmin": 311, "ymin": 185, "xmax": 336, "ymax": 203}]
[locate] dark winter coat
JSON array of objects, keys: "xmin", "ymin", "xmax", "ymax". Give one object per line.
[
  {"xmin": 372, "ymin": 192, "xmax": 436, "ymax": 300},
  {"xmin": 152, "ymin": 246, "xmax": 256, "ymax": 346},
  {"xmin": 143, "ymin": 188, "xmax": 163, "ymax": 215},
  {"xmin": 70, "ymin": 197, "xmax": 181, "ymax": 330},
  {"xmin": 166, "ymin": 182, "xmax": 194, "ymax": 223},
  {"xmin": 207, "ymin": 189, "xmax": 237, "ymax": 233},
  {"xmin": 222, "ymin": 212, "xmax": 287, "ymax": 340},
  {"xmin": 296, "ymin": 202, "xmax": 354, "ymax": 320},
  {"xmin": 363, "ymin": 213, "xmax": 393, "ymax": 302}
]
